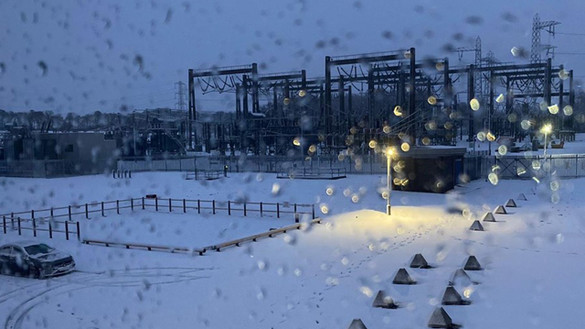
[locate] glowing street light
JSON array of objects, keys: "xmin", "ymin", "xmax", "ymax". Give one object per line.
[
  {"xmin": 541, "ymin": 124, "xmax": 552, "ymax": 157},
  {"xmin": 385, "ymin": 148, "xmax": 394, "ymax": 216}
]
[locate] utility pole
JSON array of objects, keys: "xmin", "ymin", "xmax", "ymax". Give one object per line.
[{"xmin": 531, "ymin": 14, "xmax": 560, "ymax": 64}]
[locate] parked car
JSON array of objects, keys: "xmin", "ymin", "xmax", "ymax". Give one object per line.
[{"xmin": 0, "ymin": 241, "xmax": 75, "ymax": 279}]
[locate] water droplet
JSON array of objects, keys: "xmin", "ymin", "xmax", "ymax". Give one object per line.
[
  {"xmin": 463, "ymin": 287, "xmax": 474, "ymax": 298},
  {"xmin": 497, "ymin": 145, "xmax": 508, "ymax": 155},
  {"xmin": 351, "ymin": 194, "xmax": 360, "ymax": 203},
  {"xmin": 486, "ymin": 132, "xmax": 496, "ymax": 142},
  {"xmin": 496, "ymin": 93, "xmax": 505, "ymax": 103},
  {"xmin": 320, "ymin": 204, "xmax": 329, "ymax": 214},
  {"xmin": 401, "ymin": 142, "xmax": 410, "ymax": 152},
  {"xmin": 550, "ymin": 180, "xmax": 560, "ymax": 191},
  {"xmin": 283, "ymin": 97, "xmax": 290, "ymax": 105},
  {"xmin": 548, "ymin": 104, "xmax": 559, "ymax": 115},
  {"xmin": 293, "ymin": 268, "xmax": 302, "ymax": 276},
  {"xmin": 555, "ymin": 233, "xmax": 564, "ymax": 244},
  {"xmin": 325, "ymin": 277, "xmax": 339, "ymax": 286},
  {"xmin": 343, "ymin": 188, "xmax": 351, "ymax": 197},
  {"xmin": 422, "ymin": 137, "xmax": 431, "ymax": 145},
  {"xmin": 271, "ymin": 183, "xmax": 281, "ymax": 195},
  {"xmin": 325, "ymin": 186, "xmax": 334, "ymax": 196},
  {"xmin": 488, "ymin": 172, "xmax": 499, "ymax": 185},
  {"xmin": 298, "ymin": 89, "xmax": 306, "ymax": 97},
  {"xmin": 360, "ymin": 286, "xmax": 373, "ymax": 297},
  {"xmin": 563, "ymin": 105, "xmax": 573, "ymax": 116},
  {"xmin": 427, "ymin": 95, "xmax": 437, "ymax": 105},
  {"xmin": 341, "ymin": 257, "xmax": 349, "ymax": 266},
  {"xmin": 257, "ymin": 260, "xmax": 267, "ymax": 271},
  {"xmin": 469, "ymin": 98, "xmax": 480, "ymax": 111},
  {"xmin": 558, "ymin": 69, "xmax": 570, "ymax": 80},
  {"xmin": 476, "ymin": 131, "xmax": 486, "ymax": 141},
  {"xmin": 393, "ymin": 105, "xmax": 403, "ymax": 117},
  {"xmin": 368, "ymin": 140, "xmax": 377, "ymax": 149},
  {"xmin": 292, "ymin": 137, "xmax": 301, "ymax": 146}
]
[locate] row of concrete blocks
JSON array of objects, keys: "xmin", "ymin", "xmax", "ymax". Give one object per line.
[{"xmin": 469, "ymin": 193, "xmax": 528, "ymax": 231}]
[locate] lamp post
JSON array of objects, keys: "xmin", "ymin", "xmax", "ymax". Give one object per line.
[
  {"xmin": 541, "ymin": 124, "xmax": 553, "ymax": 179},
  {"xmin": 385, "ymin": 148, "xmax": 393, "ymax": 215},
  {"xmin": 541, "ymin": 124, "xmax": 552, "ymax": 158}
]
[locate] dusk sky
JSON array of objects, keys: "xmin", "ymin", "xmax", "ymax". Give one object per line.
[{"xmin": 1, "ymin": 0, "xmax": 585, "ymax": 114}]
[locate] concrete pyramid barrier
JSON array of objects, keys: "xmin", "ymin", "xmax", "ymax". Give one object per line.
[
  {"xmin": 428, "ymin": 307, "xmax": 460, "ymax": 328},
  {"xmin": 441, "ymin": 286, "xmax": 471, "ymax": 305},
  {"xmin": 372, "ymin": 290, "xmax": 398, "ymax": 309},
  {"xmin": 505, "ymin": 199, "xmax": 517, "ymax": 207},
  {"xmin": 494, "ymin": 205, "xmax": 507, "ymax": 214},
  {"xmin": 463, "ymin": 255, "xmax": 482, "ymax": 271},
  {"xmin": 517, "ymin": 193, "xmax": 527, "ymax": 201},
  {"xmin": 393, "ymin": 268, "xmax": 416, "ymax": 285},
  {"xmin": 481, "ymin": 212, "xmax": 496, "ymax": 222},
  {"xmin": 348, "ymin": 319, "xmax": 368, "ymax": 329},
  {"xmin": 410, "ymin": 253, "xmax": 431, "ymax": 269},
  {"xmin": 469, "ymin": 220, "xmax": 484, "ymax": 231},
  {"xmin": 449, "ymin": 268, "xmax": 478, "ymax": 286}
]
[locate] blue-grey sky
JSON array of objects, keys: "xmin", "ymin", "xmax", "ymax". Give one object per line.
[{"xmin": 1, "ymin": 0, "xmax": 584, "ymax": 114}]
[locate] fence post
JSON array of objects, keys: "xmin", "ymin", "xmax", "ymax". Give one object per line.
[
  {"xmin": 312, "ymin": 204, "xmax": 315, "ymax": 219},
  {"xmin": 85, "ymin": 203, "xmax": 89, "ymax": 219},
  {"xmin": 228, "ymin": 201, "xmax": 231, "ymax": 215},
  {"xmin": 155, "ymin": 198, "xmax": 158, "ymax": 211},
  {"xmin": 49, "ymin": 221, "xmax": 52, "ymax": 239},
  {"xmin": 212, "ymin": 200, "xmax": 216, "ymax": 214},
  {"xmin": 50, "ymin": 208, "xmax": 53, "ymax": 218},
  {"xmin": 65, "ymin": 221, "xmax": 69, "ymax": 240},
  {"xmin": 198, "ymin": 200, "xmax": 201, "ymax": 214},
  {"xmin": 142, "ymin": 197, "xmax": 145, "ymax": 210},
  {"xmin": 116, "ymin": 200, "xmax": 120, "ymax": 214},
  {"xmin": 33, "ymin": 218, "xmax": 36, "ymax": 237},
  {"xmin": 131, "ymin": 198, "xmax": 134, "ymax": 211},
  {"xmin": 31, "ymin": 209, "xmax": 35, "ymax": 220},
  {"xmin": 294, "ymin": 203, "xmax": 297, "ymax": 214},
  {"xmin": 260, "ymin": 202, "xmax": 263, "ymax": 217},
  {"xmin": 244, "ymin": 202, "xmax": 247, "ymax": 216},
  {"xmin": 101, "ymin": 202, "xmax": 105, "ymax": 216},
  {"xmin": 68, "ymin": 206, "xmax": 72, "ymax": 221},
  {"xmin": 76, "ymin": 222, "xmax": 80, "ymax": 241},
  {"xmin": 183, "ymin": 199, "xmax": 186, "ymax": 213},
  {"xmin": 18, "ymin": 217, "xmax": 21, "ymax": 235},
  {"xmin": 169, "ymin": 199, "xmax": 172, "ymax": 212},
  {"xmin": 2, "ymin": 215, "xmax": 5, "ymax": 234},
  {"xmin": 277, "ymin": 203, "xmax": 280, "ymax": 218}
]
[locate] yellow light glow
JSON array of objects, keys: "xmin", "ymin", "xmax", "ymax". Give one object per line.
[
  {"xmin": 541, "ymin": 124, "xmax": 552, "ymax": 134},
  {"xmin": 469, "ymin": 98, "xmax": 480, "ymax": 111},
  {"xmin": 427, "ymin": 96, "xmax": 437, "ymax": 105},
  {"xmin": 548, "ymin": 104, "xmax": 559, "ymax": 115},
  {"xmin": 486, "ymin": 132, "xmax": 496, "ymax": 142},
  {"xmin": 293, "ymin": 138, "xmax": 301, "ymax": 146},
  {"xmin": 386, "ymin": 148, "xmax": 394, "ymax": 157},
  {"xmin": 393, "ymin": 105, "xmax": 403, "ymax": 117}
]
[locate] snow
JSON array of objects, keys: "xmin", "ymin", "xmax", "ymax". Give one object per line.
[{"xmin": 1, "ymin": 167, "xmax": 585, "ymax": 328}]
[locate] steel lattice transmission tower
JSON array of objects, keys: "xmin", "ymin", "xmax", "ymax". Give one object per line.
[
  {"xmin": 531, "ymin": 14, "xmax": 560, "ymax": 63},
  {"xmin": 457, "ymin": 36, "xmax": 483, "ymax": 99},
  {"xmin": 174, "ymin": 81, "xmax": 187, "ymax": 110}
]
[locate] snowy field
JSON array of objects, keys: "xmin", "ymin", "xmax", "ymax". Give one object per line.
[{"xmin": 1, "ymin": 170, "xmax": 584, "ymax": 328}]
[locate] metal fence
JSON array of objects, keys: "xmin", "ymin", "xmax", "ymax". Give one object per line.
[{"xmin": 492, "ymin": 154, "xmax": 585, "ymax": 179}]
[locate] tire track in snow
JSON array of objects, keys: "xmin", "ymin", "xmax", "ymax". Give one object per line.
[{"xmin": 3, "ymin": 266, "xmax": 214, "ymax": 329}]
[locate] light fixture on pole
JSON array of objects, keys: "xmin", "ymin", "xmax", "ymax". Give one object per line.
[{"xmin": 385, "ymin": 148, "xmax": 394, "ymax": 216}]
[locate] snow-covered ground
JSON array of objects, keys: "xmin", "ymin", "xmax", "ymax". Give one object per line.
[{"xmin": 1, "ymin": 168, "xmax": 584, "ymax": 328}]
